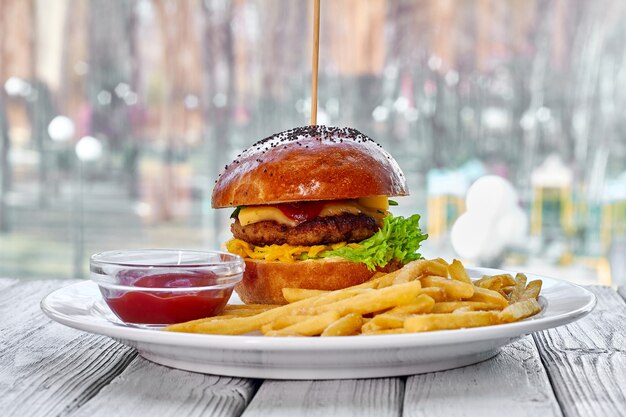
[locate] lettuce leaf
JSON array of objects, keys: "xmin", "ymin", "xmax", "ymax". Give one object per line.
[{"xmin": 322, "ymin": 214, "xmax": 428, "ymax": 270}]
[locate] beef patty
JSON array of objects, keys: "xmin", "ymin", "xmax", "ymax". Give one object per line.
[{"xmin": 231, "ymin": 213, "xmax": 379, "ymax": 246}]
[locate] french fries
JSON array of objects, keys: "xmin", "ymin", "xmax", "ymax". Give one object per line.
[
  {"xmin": 405, "ymin": 311, "xmax": 500, "ymax": 332},
  {"xmin": 448, "ymin": 259, "xmax": 472, "ymax": 284},
  {"xmin": 420, "ymin": 287, "xmax": 447, "ymax": 302},
  {"xmin": 521, "ymin": 280, "xmax": 542, "ymax": 301},
  {"xmin": 265, "ymin": 311, "xmax": 341, "ymax": 337},
  {"xmin": 165, "ymin": 259, "xmax": 543, "ymax": 337},
  {"xmin": 431, "ymin": 301, "xmax": 502, "ymax": 314},
  {"xmin": 500, "ymin": 299, "xmax": 541, "ymax": 323},
  {"xmin": 303, "ymin": 280, "xmax": 421, "ymax": 316},
  {"xmin": 509, "ymin": 273, "xmax": 528, "ymax": 304},
  {"xmin": 468, "ymin": 286, "xmax": 509, "ymax": 309},
  {"xmin": 421, "ymin": 275, "xmax": 475, "ymax": 299},
  {"xmin": 321, "ymin": 313, "xmax": 363, "ymax": 336},
  {"xmin": 260, "ymin": 315, "xmax": 310, "ymax": 334}
]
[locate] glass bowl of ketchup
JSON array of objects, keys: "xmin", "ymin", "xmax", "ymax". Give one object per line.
[{"xmin": 90, "ymin": 249, "xmax": 244, "ymax": 326}]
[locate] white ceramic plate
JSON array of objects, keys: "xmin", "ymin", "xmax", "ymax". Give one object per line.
[{"xmin": 41, "ymin": 267, "xmax": 595, "ymax": 380}]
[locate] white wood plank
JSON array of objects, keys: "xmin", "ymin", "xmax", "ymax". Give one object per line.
[
  {"xmin": 533, "ymin": 286, "xmax": 626, "ymax": 417},
  {"xmin": 0, "ymin": 280, "xmax": 137, "ymax": 417},
  {"xmin": 71, "ymin": 358, "xmax": 259, "ymax": 417},
  {"xmin": 241, "ymin": 378, "xmax": 403, "ymax": 417},
  {"xmin": 403, "ymin": 336, "xmax": 563, "ymax": 417},
  {"xmin": 0, "ymin": 277, "xmax": 18, "ymax": 290}
]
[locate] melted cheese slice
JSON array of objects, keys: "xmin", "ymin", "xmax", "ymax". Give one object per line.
[
  {"xmin": 238, "ymin": 206, "xmax": 298, "ymax": 227},
  {"xmin": 226, "ymin": 238, "xmax": 360, "ymax": 262},
  {"xmin": 237, "ymin": 197, "xmax": 389, "ymax": 226}
]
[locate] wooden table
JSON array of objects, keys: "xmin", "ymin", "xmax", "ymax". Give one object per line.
[{"xmin": 2, "ymin": 278, "xmax": 625, "ymax": 417}]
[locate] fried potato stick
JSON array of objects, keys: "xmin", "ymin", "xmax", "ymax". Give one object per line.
[
  {"xmin": 405, "ymin": 311, "xmax": 499, "ymax": 332},
  {"xmin": 321, "ymin": 313, "xmax": 363, "ymax": 336},
  {"xmin": 509, "ymin": 273, "xmax": 528, "ymax": 304},
  {"xmin": 521, "ymin": 280, "xmax": 542, "ymax": 301},
  {"xmin": 266, "ymin": 311, "xmax": 341, "ymax": 337},
  {"xmin": 500, "ymin": 299, "xmax": 541, "ymax": 323},
  {"xmin": 432, "ymin": 301, "xmax": 503, "ymax": 314},
  {"xmin": 420, "ymin": 276, "xmax": 475, "ymax": 299},
  {"xmin": 448, "ymin": 259, "xmax": 472, "ymax": 284},
  {"xmin": 468, "ymin": 286, "xmax": 509, "ymax": 309},
  {"xmin": 302, "ymin": 280, "xmax": 422, "ymax": 316}
]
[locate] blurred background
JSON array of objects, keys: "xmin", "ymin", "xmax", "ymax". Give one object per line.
[{"xmin": 1, "ymin": 0, "xmax": 625, "ymax": 285}]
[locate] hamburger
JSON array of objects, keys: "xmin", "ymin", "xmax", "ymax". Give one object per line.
[{"xmin": 212, "ymin": 125, "xmax": 427, "ymax": 304}]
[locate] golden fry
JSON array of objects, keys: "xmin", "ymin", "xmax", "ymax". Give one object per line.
[
  {"xmin": 404, "ymin": 311, "xmax": 500, "ymax": 332},
  {"xmin": 473, "ymin": 275, "xmax": 496, "ymax": 288},
  {"xmin": 392, "ymin": 265, "xmax": 421, "ymax": 284},
  {"xmin": 468, "ymin": 286, "xmax": 509, "ymax": 309},
  {"xmin": 509, "ymin": 273, "xmax": 528, "ymax": 304},
  {"xmin": 371, "ymin": 260, "xmax": 425, "ymax": 288},
  {"xmin": 500, "ymin": 299, "xmax": 541, "ymax": 323},
  {"xmin": 432, "ymin": 301, "xmax": 503, "ymax": 314},
  {"xmin": 321, "ymin": 313, "xmax": 363, "ymax": 336},
  {"xmin": 500, "ymin": 274, "xmax": 517, "ymax": 287},
  {"xmin": 371, "ymin": 314, "xmax": 405, "ymax": 329},
  {"xmin": 498, "ymin": 284, "xmax": 515, "ymax": 299},
  {"xmin": 361, "ymin": 319, "xmax": 384, "ymax": 334},
  {"xmin": 521, "ymin": 280, "xmax": 542, "ymax": 301},
  {"xmin": 475, "ymin": 274, "xmax": 515, "ymax": 290},
  {"xmin": 386, "ymin": 294, "xmax": 436, "ymax": 315},
  {"xmin": 433, "ymin": 257, "xmax": 449, "ymax": 267},
  {"xmin": 303, "ymin": 280, "xmax": 422, "ymax": 316},
  {"xmin": 449, "ymin": 259, "xmax": 472, "ymax": 284},
  {"xmin": 420, "ymin": 275, "xmax": 474, "ymax": 299},
  {"xmin": 421, "ymin": 260, "xmax": 448, "ymax": 278},
  {"xmin": 266, "ymin": 311, "xmax": 341, "ymax": 337},
  {"xmin": 420, "ymin": 287, "xmax": 447, "ymax": 302},
  {"xmin": 474, "ymin": 275, "xmax": 502, "ymax": 291},
  {"xmin": 309, "ymin": 288, "xmax": 374, "ymax": 306},
  {"xmin": 373, "ymin": 295, "xmax": 452, "ymax": 327},
  {"xmin": 261, "ymin": 315, "xmax": 310, "ymax": 334},
  {"xmin": 360, "ymin": 328, "xmax": 409, "ymax": 335}
]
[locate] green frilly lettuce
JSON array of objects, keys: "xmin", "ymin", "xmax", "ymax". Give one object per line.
[{"xmin": 321, "ymin": 214, "xmax": 428, "ymax": 270}]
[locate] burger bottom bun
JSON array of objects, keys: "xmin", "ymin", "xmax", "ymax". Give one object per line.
[{"xmin": 235, "ymin": 258, "xmax": 401, "ymax": 305}]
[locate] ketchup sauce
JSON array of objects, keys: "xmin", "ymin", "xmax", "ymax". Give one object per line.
[
  {"xmin": 101, "ymin": 271, "xmax": 232, "ymax": 325},
  {"xmin": 277, "ymin": 201, "xmax": 327, "ymax": 223}
]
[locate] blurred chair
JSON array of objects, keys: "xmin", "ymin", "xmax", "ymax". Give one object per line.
[
  {"xmin": 426, "ymin": 169, "xmax": 468, "ymax": 238},
  {"xmin": 530, "ymin": 155, "xmax": 574, "ymax": 237},
  {"xmin": 601, "ymin": 171, "xmax": 626, "ymax": 251}
]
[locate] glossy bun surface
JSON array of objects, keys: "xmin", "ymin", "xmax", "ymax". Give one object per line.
[{"xmin": 212, "ymin": 125, "xmax": 408, "ymax": 208}]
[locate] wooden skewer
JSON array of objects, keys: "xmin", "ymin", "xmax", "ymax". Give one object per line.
[{"xmin": 310, "ymin": 0, "xmax": 321, "ymax": 126}]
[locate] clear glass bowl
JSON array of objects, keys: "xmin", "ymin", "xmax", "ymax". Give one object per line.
[{"xmin": 90, "ymin": 249, "xmax": 244, "ymax": 326}]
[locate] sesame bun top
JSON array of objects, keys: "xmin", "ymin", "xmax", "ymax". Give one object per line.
[{"xmin": 211, "ymin": 125, "xmax": 408, "ymax": 208}]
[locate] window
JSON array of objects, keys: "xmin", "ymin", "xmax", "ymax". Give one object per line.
[{"xmin": 1, "ymin": 0, "xmax": 624, "ymax": 284}]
